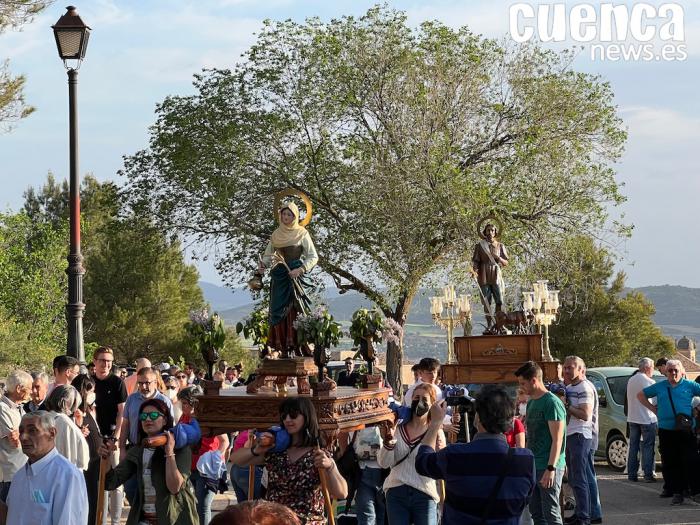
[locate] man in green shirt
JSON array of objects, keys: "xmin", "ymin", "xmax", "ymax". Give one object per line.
[{"xmin": 516, "ymin": 361, "xmax": 567, "ymax": 525}]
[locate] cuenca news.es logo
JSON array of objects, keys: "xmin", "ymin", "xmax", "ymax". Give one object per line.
[{"xmin": 509, "ymin": 3, "xmax": 687, "ymax": 62}]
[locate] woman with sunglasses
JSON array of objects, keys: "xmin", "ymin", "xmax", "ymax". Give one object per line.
[
  {"xmin": 100, "ymin": 398, "xmax": 198, "ymax": 525},
  {"xmin": 230, "ymin": 397, "xmax": 347, "ymax": 525}
]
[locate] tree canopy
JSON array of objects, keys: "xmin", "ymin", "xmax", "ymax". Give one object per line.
[
  {"xmin": 121, "ymin": 6, "xmax": 628, "ymax": 389},
  {"xmin": 17, "ymin": 174, "xmax": 207, "ymax": 365},
  {"xmin": 532, "ymin": 236, "xmax": 673, "ymax": 366},
  {"xmin": 0, "ymin": 0, "xmax": 53, "ymax": 132}
]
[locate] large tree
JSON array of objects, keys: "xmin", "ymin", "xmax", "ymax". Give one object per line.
[
  {"xmin": 22, "ymin": 174, "xmax": 206, "ymax": 364},
  {"xmin": 0, "ymin": 212, "xmax": 66, "ymax": 374},
  {"xmin": 0, "ymin": 0, "xmax": 53, "ymax": 132},
  {"xmin": 529, "ymin": 236, "xmax": 673, "ymax": 366},
  {"xmin": 122, "ymin": 7, "xmax": 627, "ymax": 390},
  {"xmin": 0, "ymin": 212, "xmax": 67, "ymax": 347}
]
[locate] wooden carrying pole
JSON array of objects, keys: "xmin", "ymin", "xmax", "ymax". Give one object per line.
[
  {"xmin": 95, "ymin": 456, "xmax": 108, "ymax": 525},
  {"xmin": 248, "ymin": 464, "xmax": 255, "ymax": 501},
  {"xmin": 318, "ymin": 466, "xmax": 335, "ymax": 525}
]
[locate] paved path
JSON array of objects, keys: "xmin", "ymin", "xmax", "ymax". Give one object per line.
[
  {"xmin": 114, "ymin": 462, "xmax": 700, "ymax": 524},
  {"xmin": 596, "ymin": 465, "xmax": 700, "ymax": 525}
]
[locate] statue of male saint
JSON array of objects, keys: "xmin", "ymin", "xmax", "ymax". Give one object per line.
[{"xmin": 471, "ymin": 223, "xmax": 509, "ymax": 331}]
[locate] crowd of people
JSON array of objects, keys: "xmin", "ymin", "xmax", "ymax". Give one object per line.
[
  {"xmin": 1, "ymin": 350, "xmax": 699, "ymax": 525},
  {"xmin": 0, "ymin": 350, "xmax": 251, "ymax": 525}
]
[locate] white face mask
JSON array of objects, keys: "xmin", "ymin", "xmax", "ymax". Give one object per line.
[
  {"xmin": 86, "ymin": 392, "xmax": 96, "ymax": 406},
  {"xmin": 518, "ymin": 402, "xmax": 527, "ymax": 417},
  {"xmin": 167, "ymin": 389, "xmax": 178, "ymax": 400}
]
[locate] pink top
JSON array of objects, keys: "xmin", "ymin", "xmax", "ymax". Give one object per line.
[{"xmin": 234, "ymin": 430, "xmax": 250, "ymax": 451}]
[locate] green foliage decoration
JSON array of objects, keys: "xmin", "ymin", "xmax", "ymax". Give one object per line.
[
  {"xmin": 294, "ymin": 305, "xmax": 342, "ymax": 349},
  {"xmin": 236, "ymin": 306, "xmax": 270, "ymax": 353}
]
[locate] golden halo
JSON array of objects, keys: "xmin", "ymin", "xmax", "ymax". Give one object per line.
[
  {"xmin": 274, "ymin": 188, "xmax": 313, "ymax": 227},
  {"xmin": 476, "ymin": 215, "xmax": 504, "ymax": 239}
]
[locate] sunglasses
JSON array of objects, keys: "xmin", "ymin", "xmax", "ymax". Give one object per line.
[
  {"xmin": 166, "ymin": 385, "xmax": 177, "ymax": 390},
  {"xmin": 176, "ymin": 375, "xmax": 187, "ymax": 379},
  {"xmin": 281, "ymin": 409, "xmax": 301, "ymax": 420},
  {"xmin": 139, "ymin": 411, "xmax": 164, "ymax": 421}
]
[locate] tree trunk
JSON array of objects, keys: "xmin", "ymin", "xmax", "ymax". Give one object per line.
[
  {"xmin": 385, "ymin": 339, "xmax": 402, "ymax": 395},
  {"xmin": 384, "ymin": 290, "xmax": 415, "ymax": 396}
]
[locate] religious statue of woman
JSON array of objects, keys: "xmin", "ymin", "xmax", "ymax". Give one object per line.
[{"xmin": 257, "ymin": 200, "xmax": 318, "ymax": 358}]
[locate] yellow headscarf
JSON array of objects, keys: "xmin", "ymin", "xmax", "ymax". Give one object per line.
[{"xmin": 270, "ymin": 201, "xmax": 308, "ymax": 248}]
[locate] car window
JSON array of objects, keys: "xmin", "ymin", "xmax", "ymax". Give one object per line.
[
  {"xmin": 605, "ymin": 375, "xmax": 631, "ymax": 405},
  {"xmin": 586, "ymin": 375, "xmax": 607, "ymax": 405}
]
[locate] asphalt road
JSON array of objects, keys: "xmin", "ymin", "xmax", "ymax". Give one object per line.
[
  {"xmin": 119, "ymin": 461, "xmax": 699, "ymax": 524},
  {"xmin": 596, "ymin": 463, "xmax": 700, "ymax": 525}
]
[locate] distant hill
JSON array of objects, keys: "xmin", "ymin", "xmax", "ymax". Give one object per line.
[
  {"xmin": 199, "ymin": 281, "xmax": 252, "ymax": 311},
  {"xmin": 632, "ymin": 285, "xmax": 700, "ymax": 338},
  {"xmin": 201, "ymin": 282, "xmax": 700, "ymax": 360}
]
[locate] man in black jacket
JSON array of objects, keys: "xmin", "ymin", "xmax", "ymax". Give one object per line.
[{"xmin": 337, "ymin": 358, "xmax": 360, "ymax": 387}]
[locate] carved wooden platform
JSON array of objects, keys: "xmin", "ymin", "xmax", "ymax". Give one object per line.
[
  {"xmin": 196, "ymin": 386, "xmax": 394, "ymax": 444},
  {"xmin": 441, "ymin": 334, "xmax": 561, "ymax": 384}
]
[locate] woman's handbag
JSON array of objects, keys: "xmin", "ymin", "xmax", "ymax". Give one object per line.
[{"xmin": 668, "ymin": 387, "xmax": 693, "ymax": 433}]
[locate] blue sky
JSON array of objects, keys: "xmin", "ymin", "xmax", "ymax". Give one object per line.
[{"xmin": 0, "ymin": 0, "xmax": 698, "ymax": 288}]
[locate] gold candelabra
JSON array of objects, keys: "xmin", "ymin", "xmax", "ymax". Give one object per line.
[
  {"xmin": 430, "ymin": 285, "xmax": 473, "ymax": 364},
  {"xmin": 522, "ymin": 280, "xmax": 560, "ymax": 361}
]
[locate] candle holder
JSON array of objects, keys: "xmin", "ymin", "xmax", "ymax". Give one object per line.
[
  {"xmin": 522, "ymin": 280, "xmax": 560, "ymax": 360},
  {"xmin": 430, "ymin": 285, "xmax": 472, "ymax": 364}
]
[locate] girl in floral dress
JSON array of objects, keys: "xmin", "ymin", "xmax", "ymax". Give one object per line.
[{"xmin": 230, "ymin": 397, "xmax": 347, "ymax": 524}]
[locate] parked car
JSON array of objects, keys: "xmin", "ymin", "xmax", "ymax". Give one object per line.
[{"xmin": 586, "ymin": 367, "xmax": 664, "ymax": 470}]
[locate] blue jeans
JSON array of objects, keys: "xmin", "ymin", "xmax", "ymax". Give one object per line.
[
  {"xmin": 385, "ymin": 485, "xmax": 437, "ymax": 525},
  {"xmin": 627, "ymin": 422, "xmax": 657, "ymax": 480},
  {"xmin": 585, "ymin": 447, "xmax": 602, "ymax": 521},
  {"xmin": 566, "ymin": 433, "xmax": 591, "ymax": 524},
  {"xmin": 0, "ymin": 481, "xmax": 10, "ymax": 503},
  {"xmin": 529, "ymin": 467, "xmax": 564, "ymax": 525},
  {"xmin": 231, "ymin": 464, "xmax": 263, "ymax": 502},
  {"xmin": 191, "ymin": 471, "xmax": 216, "ymax": 525},
  {"xmin": 355, "ymin": 467, "xmax": 386, "ymax": 525}
]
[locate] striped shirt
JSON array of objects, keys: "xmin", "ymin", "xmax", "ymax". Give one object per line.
[
  {"xmin": 377, "ymin": 423, "xmax": 445, "ymax": 501},
  {"xmin": 415, "ymin": 433, "xmax": 536, "ymax": 525}
]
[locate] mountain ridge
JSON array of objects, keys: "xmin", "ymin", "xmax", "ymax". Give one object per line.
[{"xmin": 200, "ymin": 282, "xmax": 700, "ymax": 359}]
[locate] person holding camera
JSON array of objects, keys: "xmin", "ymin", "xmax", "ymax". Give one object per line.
[
  {"xmin": 99, "ymin": 398, "xmax": 198, "ymax": 525},
  {"xmin": 415, "ymin": 385, "xmax": 535, "ymax": 525},
  {"xmin": 637, "ymin": 359, "xmax": 700, "ymax": 504},
  {"xmin": 378, "ymin": 383, "xmax": 446, "ymax": 525}
]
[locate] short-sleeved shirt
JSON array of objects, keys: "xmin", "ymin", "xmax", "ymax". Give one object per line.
[
  {"xmin": 94, "ymin": 374, "xmax": 128, "ymax": 436},
  {"xmin": 626, "ymin": 373, "xmax": 657, "ymax": 425},
  {"xmin": 505, "ymin": 418, "xmax": 525, "ymax": 448},
  {"xmin": 565, "ymin": 380, "xmax": 595, "ymax": 439},
  {"xmin": 0, "ymin": 395, "xmax": 27, "ymax": 481},
  {"xmin": 643, "ymin": 379, "xmax": 700, "ymax": 430},
  {"xmin": 525, "ymin": 392, "xmax": 566, "ymax": 470}
]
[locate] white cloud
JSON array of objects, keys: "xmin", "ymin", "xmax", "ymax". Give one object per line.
[
  {"xmin": 404, "ymin": 2, "xmax": 509, "ymax": 37},
  {"xmin": 621, "ymin": 105, "xmax": 700, "ymax": 144}
]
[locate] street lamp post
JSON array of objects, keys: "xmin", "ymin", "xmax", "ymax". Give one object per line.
[{"xmin": 52, "ymin": 6, "xmax": 91, "ymax": 362}]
